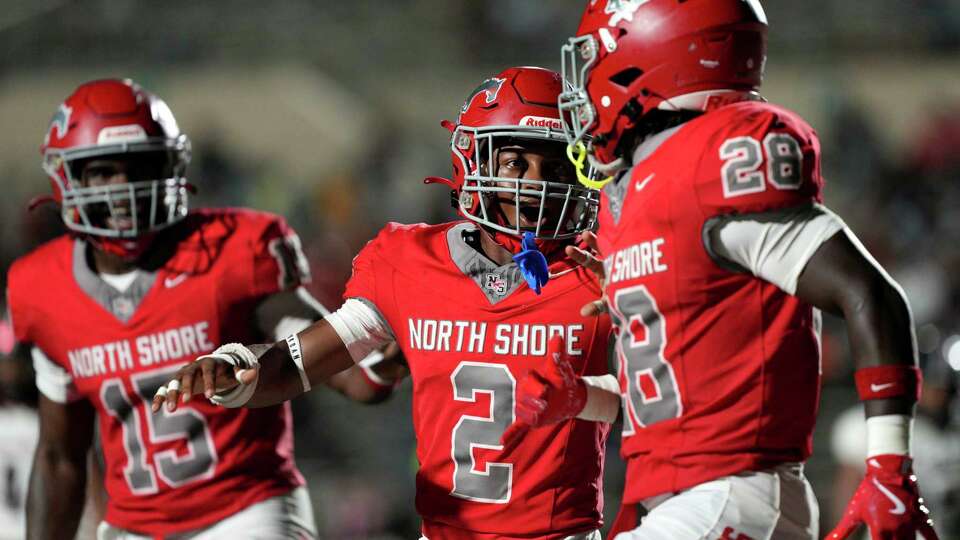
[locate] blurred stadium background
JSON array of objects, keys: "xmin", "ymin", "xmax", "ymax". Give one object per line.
[{"xmin": 1, "ymin": 1, "xmax": 959, "ymax": 538}]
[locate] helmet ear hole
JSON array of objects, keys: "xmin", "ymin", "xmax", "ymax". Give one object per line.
[{"xmin": 610, "ymin": 67, "xmax": 644, "ymax": 88}]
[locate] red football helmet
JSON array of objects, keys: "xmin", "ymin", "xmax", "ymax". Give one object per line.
[
  {"xmin": 40, "ymin": 79, "xmax": 191, "ymax": 259},
  {"xmin": 428, "ymin": 66, "xmax": 599, "ymax": 243},
  {"xmin": 560, "ymin": 0, "xmax": 768, "ymax": 173}
]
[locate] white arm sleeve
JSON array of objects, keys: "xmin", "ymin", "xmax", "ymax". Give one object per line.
[
  {"xmin": 576, "ymin": 374, "xmax": 621, "ymax": 423},
  {"xmin": 704, "ymin": 203, "xmax": 845, "ymax": 295},
  {"xmin": 32, "ymin": 347, "xmax": 81, "ymax": 404},
  {"xmin": 324, "ymin": 298, "xmax": 395, "ymax": 364}
]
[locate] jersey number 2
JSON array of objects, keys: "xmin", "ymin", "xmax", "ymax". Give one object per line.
[
  {"xmin": 101, "ymin": 367, "xmax": 218, "ymax": 494},
  {"xmin": 450, "ymin": 362, "xmax": 515, "ymax": 504},
  {"xmin": 720, "ymin": 133, "xmax": 803, "ymax": 198}
]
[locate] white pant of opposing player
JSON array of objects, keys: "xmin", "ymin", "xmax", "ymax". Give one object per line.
[
  {"xmin": 95, "ymin": 486, "xmax": 317, "ymax": 539},
  {"xmin": 615, "ymin": 464, "xmax": 819, "ymax": 540}
]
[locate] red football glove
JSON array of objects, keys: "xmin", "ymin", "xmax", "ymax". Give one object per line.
[
  {"xmin": 500, "ymin": 335, "xmax": 586, "ymax": 453},
  {"xmin": 827, "ymin": 454, "xmax": 938, "ymax": 540}
]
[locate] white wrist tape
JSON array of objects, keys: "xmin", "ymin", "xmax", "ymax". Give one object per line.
[
  {"xmin": 324, "ymin": 298, "xmax": 394, "ymax": 363},
  {"xmin": 866, "ymin": 414, "xmax": 912, "ymax": 457},
  {"xmin": 285, "ymin": 333, "xmax": 311, "ymax": 392},
  {"xmin": 207, "ymin": 343, "xmax": 260, "ymax": 408},
  {"xmin": 577, "ymin": 374, "xmax": 621, "ymax": 423}
]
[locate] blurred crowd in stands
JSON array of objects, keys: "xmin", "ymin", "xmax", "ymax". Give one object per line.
[{"xmin": 1, "ymin": 1, "xmax": 959, "ymax": 537}]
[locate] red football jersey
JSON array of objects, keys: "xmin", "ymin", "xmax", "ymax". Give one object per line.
[
  {"xmin": 344, "ymin": 221, "xmax": 612, "ymax": 539},
  {"xmin": 597, "ymin": 101, "xmax": 825, "ymax": 503},
  {"xmin": 6, "ymin": 208, "xmax": 308, "ymax": 535}
]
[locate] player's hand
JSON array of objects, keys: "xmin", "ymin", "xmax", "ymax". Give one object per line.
[
  {"xmin": 150, "ymin": 351, "xmax": 258, "ymax": 413},
  {"xmin": 500, "ymin": 335, "xmax": 586, "ymax": 452},
  {"xmin": 565, "ymin": 231, "xmax": 607, "ymax": 316},
  {"xmin": 826, "ymin": 454, "xmax": 939, "ymax": 540}
]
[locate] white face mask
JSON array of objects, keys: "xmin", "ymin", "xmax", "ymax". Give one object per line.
[
  {"xmin": 452, "ymin": 125, "xmax": 599, "ymax": 241},
  {"xmin": 43, "ymin": 137, "xmax": 191, "ymax": 239}
]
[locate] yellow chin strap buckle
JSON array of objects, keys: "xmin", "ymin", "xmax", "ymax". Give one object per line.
[{"xmin": 567, "ymin": 141, "xmax": 613, "ymax": 189}]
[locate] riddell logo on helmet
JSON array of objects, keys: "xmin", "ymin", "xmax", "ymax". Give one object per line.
[
  {"xmin": 97, "ymin": 124, "xmax": 148, "ymax": 144},
  {"xmin": 519, "ymin": 116, "xmax": 563, "ymax": 130}
]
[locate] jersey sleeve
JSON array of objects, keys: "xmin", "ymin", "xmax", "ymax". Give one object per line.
[
  {"xmin": 7, "ymin": 265, "xmax": 81, "ymax": 403},
  {"xmin": 32, "ymin": 346, "xmax": 81, "ymax": 403},
  {"xmin": 703, "ymin": 203, "xmax": 845, "ymax": 294},
  {"xmin": 693, "ymin": 103, "xmax": 824, "ymax": 217},
  {"xmin": 248, "ymin": 214, "xmax": 312, "ymax": 298},
  {"xmin": 342, "ymin": 224, "xmax": 393, "ymax": 305},
  {"xmin": 336, "ymin": 224, "xmax": 401, "ymax": 360}
]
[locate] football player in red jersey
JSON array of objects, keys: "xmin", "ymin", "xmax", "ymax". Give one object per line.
[
  {"xmin": 153, "ymin": 66, "xmax": 619, "ymax": 540},
  {"xmin": 492, "ymin": 1, "xmax": 940, "ymax": 539},
  {"xmin": 7, "ymin": 78, "xmax": 396, "ymax": 540}
]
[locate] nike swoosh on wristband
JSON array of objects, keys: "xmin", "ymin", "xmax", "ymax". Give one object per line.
[
  {"xmin": 635, "ymin": 173, "xmax": 655, "ymax": 191},
  {"xmin": 872, "ymin": 477, "xmax": 907, "ymax": 515},
  {"xmin": 871, "ymin": 382, "xmax": 896, "ymax": 392},
  {"xmin": 164, "ymin": 274, "xmax": 188, "ymax": 288}
]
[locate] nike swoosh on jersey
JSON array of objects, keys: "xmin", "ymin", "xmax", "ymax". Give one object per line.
[
  {"xmin": 635, "ymin": 173, "xmax": 655, "ymax": 192},
  {"xmin": 871, "ymin": 382, "xmax": 895, "ymax": 392},
  {"xmin": 164, "ymin": 274, "xmax": 188, "ymax": 288},
  {"xmin": 872, "ymin": 477, "xmax": 907, "ymax": 515}
]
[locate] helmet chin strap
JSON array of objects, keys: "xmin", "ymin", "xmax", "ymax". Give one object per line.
[
  {"xmin": 487, "ymin": 228, "xmax": 566, "ymax": 259},
  {"xmin": 566, "ymin": 141, "xmax": 616, "ymax": 189},
  {"xmin": 587, "ymin": 151, "xmax": 627, "ymax": 175},
  {"xmin": 87, "ymin": 234, "xmax": 156, "ymax": 263}
]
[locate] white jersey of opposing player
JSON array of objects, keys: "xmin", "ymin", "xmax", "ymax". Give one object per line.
[{"xmin": 0, "ymin": 404, "xmax": 38, "ymax": 540}]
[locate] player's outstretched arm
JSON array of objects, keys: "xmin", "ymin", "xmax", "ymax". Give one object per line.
[
  {"xmin": 796, "ymin": 232, "xmax": 937, "ymax": 539},
  {"xmin": 256, "ymin": 287, "xmax": 406, "ymax": 404},
  {"xmin": 325, "ymin": 342, "xmax": 408, "ymax": 404},
  {"xmin": 152, "ymin": 318, "xmax": 357, "ymax": 411},
  {"xmin": 27, "ymin": 393, "xmax": 96, "ymax": 540}
]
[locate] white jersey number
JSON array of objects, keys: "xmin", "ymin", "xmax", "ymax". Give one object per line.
[
  {"xmin": 101, "ymin": 366, "xmax": 218, "ymax": 494},
  {"xmin": 720, "ymin": 133, "xmax": 803, "ymax": 198},
  {"xmin": 449, "ymin": 362, "xmax": 515, "ymax": 504},
  {"xmin": 610, "ymin": 285, "xmax": 682, "ymax": 434}
]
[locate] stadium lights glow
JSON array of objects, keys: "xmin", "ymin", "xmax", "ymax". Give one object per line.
[{"xmin": 943, "ymin": 335, "xmax": 960, "ymax": 371}]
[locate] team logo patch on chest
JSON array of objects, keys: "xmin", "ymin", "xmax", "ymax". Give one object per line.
[
  {"xmin": 111, "ymin": 297, "xmax": 136, "ymax": 321},
  {"xmin": 484, "ymin": 273, "xmax": 508, "ymax": 297}
]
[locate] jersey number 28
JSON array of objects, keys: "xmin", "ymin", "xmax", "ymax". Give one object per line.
[{"xmin": 720, "ymin": 133, "xmax": 804, "ymax": 198}]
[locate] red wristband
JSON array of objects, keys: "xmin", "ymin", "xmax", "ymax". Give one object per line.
[
  {"xmin": 360, "ymin": 364, "xmax": 395, "ymax": 392},
  {"xmin": 854, "ymin": 365, "xmax": 922, "ymax": 401}
]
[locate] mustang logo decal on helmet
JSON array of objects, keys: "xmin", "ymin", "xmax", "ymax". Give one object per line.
[
  {"xmin": 459, "ymin": 77, "xmax": 506, "ymax": 119},
  {"xmin": 44, "ymin": 104, "xmax": 73, "ymax": 145},
  {"xmin": 604, "ymin": 0, "xmax": 650, "ymax": 25}
]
